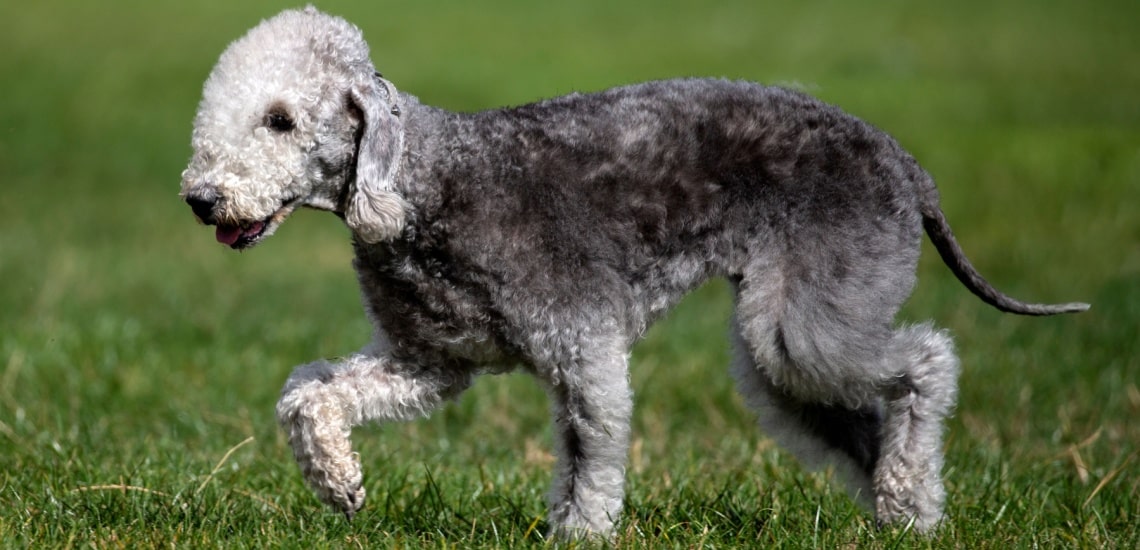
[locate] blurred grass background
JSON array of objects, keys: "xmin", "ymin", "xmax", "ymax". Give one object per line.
[{"xmin": 1, "ymin": 0, "xmax": 1137, "ymax": 547}]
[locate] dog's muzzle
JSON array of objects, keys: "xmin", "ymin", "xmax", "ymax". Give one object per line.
[{"xmin": 184, "ymin": 191, "xmax": 299, "ymax": 249}]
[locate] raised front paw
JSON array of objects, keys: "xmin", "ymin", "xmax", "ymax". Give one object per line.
[
  {"xmin": 277, "ymin": 360, "xmax": 366, "ymax": 520},
  {"xmin": 307, "ymin": 451, "xmax": 366, "ymax": 520}
]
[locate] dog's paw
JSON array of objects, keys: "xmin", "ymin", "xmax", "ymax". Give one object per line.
[
  {"xmin": 308, "ymin": 452, "xmax": 366, "ymax": 520},
  {"xmin": 873, "ymin": 465, "xmax": 945, "ymax": 534},
  {"xmin": 293, "ymin": 420, "xmax": 367, "ymax": 520},
  {"xmin": 546, "ymin": 500, "xmax": 617, "ymax": 541}
]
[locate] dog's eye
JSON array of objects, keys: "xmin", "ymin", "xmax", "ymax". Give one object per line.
[{"xmin": 265, "ymin": 109, "xmax": 295, "ymax": 132}]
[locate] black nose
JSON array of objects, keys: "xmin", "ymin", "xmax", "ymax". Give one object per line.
[{"xmin": 185, "ymin": 195, "xmax": 217, "ymax": 223}]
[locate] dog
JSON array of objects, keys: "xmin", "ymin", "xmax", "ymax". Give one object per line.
[{"xmin": 180, "ymin": 7, "xmax": 1088, "ymax": 538}]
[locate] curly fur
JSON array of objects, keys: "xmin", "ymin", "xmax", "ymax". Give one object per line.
[{"xmin": 181, "ymin": 7, "xmax": 1088, "ymax": 538}]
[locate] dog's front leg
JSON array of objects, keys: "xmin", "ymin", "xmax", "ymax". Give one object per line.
[
  {"xmin": 543, "ymin": 346, "xmax": 633, "ymax": 539},
  {"xmin": 275, "ymin": 342, "xmax": 472, "ymax": 519}
]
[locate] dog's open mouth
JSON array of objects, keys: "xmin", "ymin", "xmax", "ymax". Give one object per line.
[
  {"xmin": 214, "ymin": 199, "xmax": 300, "ymax": 250},
  {"xmin": 215, "ymin": 220, "xmax": 268, "ymax": 248}
]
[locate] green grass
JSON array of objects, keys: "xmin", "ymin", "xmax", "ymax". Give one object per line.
[{"xmin": 1, "ymin": 0, "xmax": 1137, "ymax": 547}]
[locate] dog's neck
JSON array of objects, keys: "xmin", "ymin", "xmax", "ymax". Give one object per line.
[{"xmin": 376, "ymin": 95, "xmax": 473, "ymax": 231}]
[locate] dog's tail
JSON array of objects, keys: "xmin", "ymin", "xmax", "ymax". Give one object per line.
[{"xmin": 918, "ymin": 177, "xmax": 1089, "ymax": 316}]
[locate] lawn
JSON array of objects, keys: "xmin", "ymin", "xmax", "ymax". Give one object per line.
[{"xmin": 1, "ymin": 0, "xmax": 1137, "ymax": 547}]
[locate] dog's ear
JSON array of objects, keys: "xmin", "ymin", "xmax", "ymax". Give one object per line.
[{"xmin": 345, "ymin": 74, "xmax": 406, "ymax": 243}]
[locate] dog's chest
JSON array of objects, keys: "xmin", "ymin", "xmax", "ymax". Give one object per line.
[{"xmin": 351, "ymin": 241, "xmax": 513, "ymax": 365}]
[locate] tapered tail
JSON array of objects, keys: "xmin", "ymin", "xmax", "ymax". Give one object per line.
[{"xmin": 919, "ymin": 186, "xmax": 1090, "ymax": 316}]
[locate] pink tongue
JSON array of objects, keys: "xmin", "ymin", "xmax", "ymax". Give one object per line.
[
  {"xmin": 216, "ymin": 226, "xmax": 242, "ymax": 245},
  {"xmin": 215, "ymin": 222, "xmax": 265, "ymax": 246}
]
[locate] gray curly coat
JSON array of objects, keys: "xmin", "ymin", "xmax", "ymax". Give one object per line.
[{"xmin": 180, "ymin": 7, "xmax": 1088, "ymax": 538}]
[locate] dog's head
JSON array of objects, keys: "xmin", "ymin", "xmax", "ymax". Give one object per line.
[{"xmin": 180, "ymin": 7, "xmax": 406, "ymax": 250}]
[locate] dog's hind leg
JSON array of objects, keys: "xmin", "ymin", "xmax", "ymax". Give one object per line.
[
  {"xmin": 729, "ymin": 317, "xmax": 883, "ymax": 506},
  {"xmin": 729, "ymin": 225, "xmax": 957, "ymax": 531},
  {"xmin": 275, "ymin": 337, "xmax": 473, "ymax": 519},
  {"xmin": 732, "ymin": 319, "xmax": 959, "ymax": 532},
  {"xmin": 872, "ymin": 324, "xmax": 959, "ymax": 532},
  {"xmin": 731, "ymin": 271, "xmax": 960, "ymax": 532}
]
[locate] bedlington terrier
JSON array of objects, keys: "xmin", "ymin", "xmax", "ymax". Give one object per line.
[{"xmin": 180, "ymin": 7, "xmax": 1088, "ymax": 538}]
